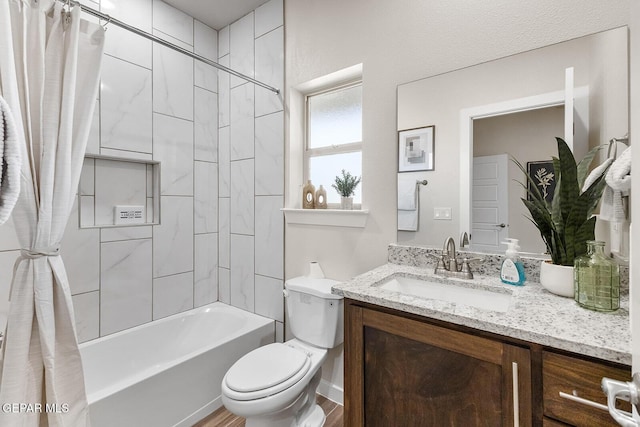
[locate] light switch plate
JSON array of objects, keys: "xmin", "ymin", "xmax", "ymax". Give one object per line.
[{"xmin": 434, "ymin": 207, "xmax": 452, "ymax": 220}]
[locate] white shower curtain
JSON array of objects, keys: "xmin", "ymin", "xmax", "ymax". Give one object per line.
[{"xmin": 0, "ymin": 0, "xmax": 104, "ymax": 425}]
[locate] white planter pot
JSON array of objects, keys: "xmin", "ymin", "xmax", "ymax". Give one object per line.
[
  {"xmin": 340, "ymin": 197, "xmax": 353, "ymax": 210},
  {"xmin": 539, "ymin": 260, "xmax": 574, "ymax": 298}
]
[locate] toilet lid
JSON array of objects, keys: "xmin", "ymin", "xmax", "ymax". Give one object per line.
[{"xmin": 225, "ymin": 343, "xmax": 310, "ymax": 397}]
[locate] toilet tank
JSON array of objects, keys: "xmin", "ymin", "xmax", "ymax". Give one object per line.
[{"xmin": 284, "ymin": 277, "xmax": 344, "ymax": 348}]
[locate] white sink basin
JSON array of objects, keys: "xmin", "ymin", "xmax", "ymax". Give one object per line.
[{"xmin": 378, "ymin": 276, "xmax": 512, "ymax": 312}]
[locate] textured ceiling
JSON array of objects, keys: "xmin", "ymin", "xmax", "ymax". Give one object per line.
[{"xmin": 163, "ymin": 0, "xmax": 267, "ymax": 30}]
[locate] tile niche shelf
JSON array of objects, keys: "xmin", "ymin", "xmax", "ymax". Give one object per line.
[
  {"xmin": 78, "ymin": 154, "xmax": 160, "ymax": 229},
  {"xmin": 282, "ymin": 208, "xmax": 369, "ymax": 228}
]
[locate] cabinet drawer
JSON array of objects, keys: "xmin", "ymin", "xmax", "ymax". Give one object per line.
[{"xmin": 543, "ymin": 351, "xmax": 630, "ymax": 426}]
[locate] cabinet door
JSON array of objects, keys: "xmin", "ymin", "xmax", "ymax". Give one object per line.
[{"xmin": 345, "ymin": 304, "xmax": 531, "ymax": 427}]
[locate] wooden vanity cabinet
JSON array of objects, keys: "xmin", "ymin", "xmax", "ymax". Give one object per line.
[
  {"xmin": 344, "ymin": 299, "xmax": 631, "ymax": 427},
  {"xmin": 345, "ymin": 300, "xmax": 532, "ymax": 426}
]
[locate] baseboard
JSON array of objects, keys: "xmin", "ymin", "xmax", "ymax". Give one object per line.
[
  {"xmin": 174, "ymin": 395, "xmax": 222, "ymax": 427},
  {"xmin": 317, "ymin": 379, "xmax": 343, "ymax": 406}
]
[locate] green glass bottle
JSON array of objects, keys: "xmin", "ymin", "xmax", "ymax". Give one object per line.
[{"xmin": 574, "ymin": 241, "xmax": 620, "ymax": 312}]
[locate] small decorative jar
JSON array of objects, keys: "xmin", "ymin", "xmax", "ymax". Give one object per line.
[
  {"xmin": 302, "ymin": 180, "xmax": 315, "ymax": 209},
  {"xmin": 315, "ymin": 185, "xmax": 327, "ymax": 209},
  {"xmin": 574, "ymin": 240, "xmax": 620, "ymax": 312}
]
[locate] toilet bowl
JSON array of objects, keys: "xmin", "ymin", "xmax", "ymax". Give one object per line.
[
  {"xmin": 221, "ymin": 340, "xmax": 327, "ymax": 426},
  {"xmin": 221, "ymin": 276, "xmax": 343, "ymax": 427}
]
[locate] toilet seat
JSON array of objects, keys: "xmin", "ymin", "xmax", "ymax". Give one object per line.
[{"xmin": 223, "ymin": 343, "xmax": 311, "ymax": 401}]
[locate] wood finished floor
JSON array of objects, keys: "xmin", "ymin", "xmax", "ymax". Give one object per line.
[{"xmin": 194, "ymin": 395, "xmax": 343, "ymax": 427}]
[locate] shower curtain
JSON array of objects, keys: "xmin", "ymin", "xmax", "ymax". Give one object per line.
[{"xmin": 0, "ymin": 0, "xmax": 104, "ymax": 425}]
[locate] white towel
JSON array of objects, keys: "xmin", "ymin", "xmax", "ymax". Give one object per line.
[
  {"xmin": 0, "ymin": 95, "xmax": 21, "ymax": 225},
  {"xmin": 601, "ymin": 146, "xmax": 631, "ymax": 222},
  {"xmin": 398, "ymin": 178, "xmax": 419, "ymax": 231}
]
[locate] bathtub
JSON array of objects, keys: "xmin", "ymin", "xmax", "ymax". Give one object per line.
[{"xmin": 80, "ymin": 302, "xmax": 275, "ymax": 427}]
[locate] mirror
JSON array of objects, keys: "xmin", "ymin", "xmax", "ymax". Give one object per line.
[{"xmin": 397, "ymin": 26, "xmax": 629, "ymax": 255}]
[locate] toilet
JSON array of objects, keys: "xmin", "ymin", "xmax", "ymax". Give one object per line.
[{"xmin": 221, "ymin": 276, "xmax": 343, "ymax": 427}]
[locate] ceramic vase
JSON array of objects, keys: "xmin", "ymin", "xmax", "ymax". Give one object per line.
[
  {"xmin": 539, "ymin": 260, "xmax": 574, "ymax": 297},
  {"xmin": 340, "ymin": 197, "xmax": 353, "ymax": 210}
]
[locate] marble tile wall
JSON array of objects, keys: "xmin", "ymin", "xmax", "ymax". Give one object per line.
[
  {"xmin": 0, "ymin": 0, "xmax": 220, "ymax": 343},
  {"xmin": 218, "ymin": 0, "xmax": 285, "ymax": 338},
  {"xmin": 0, "ymin": 0, "xmax": 285, "ymax": 344},
  {"xmin": 0, "ymin": 0, "xmax": 283, "ymax": 344}
]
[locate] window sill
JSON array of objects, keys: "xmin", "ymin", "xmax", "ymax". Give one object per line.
[{"xmin": 282, "ymin": 208, "xmax": 369, "ymax": 228}]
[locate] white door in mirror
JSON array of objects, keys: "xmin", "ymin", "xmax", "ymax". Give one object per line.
[{"xmin": 601, "ymin": 374, "xmax": 639, "ymax": 426}]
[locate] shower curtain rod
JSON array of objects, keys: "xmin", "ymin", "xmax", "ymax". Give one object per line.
[{"xmin": 60, "ymin": 0, "xmax": 281, "ymax": 94}]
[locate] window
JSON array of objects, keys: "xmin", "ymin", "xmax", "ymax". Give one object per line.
[{"xmin": 305, "ymin": 82, "xmax": 362, "ymax": 207}]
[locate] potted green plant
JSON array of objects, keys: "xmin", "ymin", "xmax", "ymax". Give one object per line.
[
  {"xmin": 513, "ymin": 137, "xmax": 611, "ymax": 297},
  {"xmin": 332, "ymin": 169, "xmax": 361, "ymax": 210}
]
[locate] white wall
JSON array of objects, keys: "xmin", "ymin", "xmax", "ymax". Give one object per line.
[{"xmin": 285, "ymin": 0, "xmax": 629, "ymax": 401}]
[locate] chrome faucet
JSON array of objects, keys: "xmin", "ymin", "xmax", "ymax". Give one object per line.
[{"xmin": 434, "ymin": 237, "xmax": 476, "ymax": 279}]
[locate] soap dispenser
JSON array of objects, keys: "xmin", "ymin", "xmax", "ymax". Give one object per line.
[{"xmin": 500, "ymin": 238, "xmax": 526, "ymax": 286}]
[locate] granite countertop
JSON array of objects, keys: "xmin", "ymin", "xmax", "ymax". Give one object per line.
[{"xmin": 332, "ymin": 262, "xmax": 631, "ymax": 365}]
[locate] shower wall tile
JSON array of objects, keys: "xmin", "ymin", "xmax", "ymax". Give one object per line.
[
  {"xmin": 195, "ymin": 233, "xmax": 218, "ymax": 307},
  {"xmin": 218, "ymin": 55, "xmax": 231, "ymax": 128},
  {"xmin": 275, "ymin": 321, "xmax": 284, "ymax": 343},
  {"xmin": 255, "ymin": 111, "xmax": 284, "ymax": 195},
  {"xmin": 98, "ymin": 149, "xmax": 152, "ymax": 161},
  {"xmin": 152, "ymin": 29, "xmax": 194, "ymax": 51},
  {"xmin": 255, "ymin": 275, "xmax": 283, "ymax": 322},
  {"xmin": 0, "ymin": 251, "xmax": 17, "ymax": 316},
  {"xmin": 219, "ymin": 198, "xmax": 230, "ymax": 268},
  {"xmin": 101, "ymin": 56, "xmax": 152, "ymax": 153},
  {"xmin": 152, "ymin": 0, "xmax": 194, "ymax": 45},
  {"xmin": 94, "ymin": 161, "xmax": 146, "ymax": 225},
  {"xmin": 80, "ymin": 158, "xmax": 95, "ymax": 196},
  {"xmin": 230, "ymin": 84, "xmax": 255, "ymax": 160},
  {"xmin": 101, "ymin": 226, "xmax": 153, "ymax": 242},
  {"xmin": 194, "ymin": 88, "xmax": 219, "ymax": 163},
  {"xmin": 219, "ymin": 26, "xmax": 230, "ymax": 57},
  {"xmin": 255, "ymin": 0, "xmax": 283, "ymax": 38},
  {"xmin": 79, "ymin": 196, "xmax": 95, "ymax": 228},
  {"xmin": 255, "ymin": 196, "xmax": 284, "ymax": 280},
  {"xmin": 153, "ymin": 196, "xmax": 194, "ymax": 278},
  {"xmin": 153, "ymin": 113, "xmax": 194, "ymax": 196},
  {"xmin": 73, "ymin": 291, "xmax": 100, "ymax": 343},
  {"xmin": 105, "ymin": 27, "xmax": 152, "ymax": 69},
  {"xmin": 153, "ymin": 272, "xmax": 194, "ymax": 319},
  {"xmin": 230, "ymin": 234, "xmax": 254, "ymax": 311},
  {"xmin": 86, "ymin": 99, "xmax": 100, "ymax": 155},
  {"xmin": 194, "ymin": 161, "xmax": 218, "ymax": 233},
  {"xmin": 104, "ymin": 0, "xmax": 153, "ymax": 67},
  {"xmin": 219, "ymin": 267, "xmax": 230, "ymax": 304},
  {"xmin": 100, "ymin": 239, "xmax": 153, "ymax": 335},
  {"xmin": 230, "ymin": 13, "xmax": 254, "ymax": 88},
  {"xmin": 94, "ymin": 159, "xmax": 147, "ymax": 225},
  {"xmin": 194, "ymin": 21, "xmax": 218, "ymax": 93},
  {"xmin": 153, "ymin": 44, "xmax": 194, "ymax": 120},
  {"xmin": 102, "ymin": 0, "xmax": 152, "ymax": 32},
  {"xmin": 255, "ymin": 27, "xmax": 284, "ymax": 117},
  {"xmin": 230, "ymin": 159, "xmax": 254, "ymax": 235},
  {"xmin": 218, "ymin": 126, "xmax": 230, "ymax": 197}
]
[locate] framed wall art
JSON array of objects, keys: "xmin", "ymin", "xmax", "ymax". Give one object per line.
[
  {"xmin": 527, "ymin": 160, "xmax": 555, "ymax": 203},
  {"xmin": 398, "ymin": 126, "xmax": 434, "ymax": 172}
]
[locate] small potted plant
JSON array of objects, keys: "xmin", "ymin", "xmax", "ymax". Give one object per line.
[
  {"xmin": 513, "ymin": 137, "xmax": 611, "ymax": 297},
  {"xmin": 332, "ymin": 169, "xmax": 361, "ymax": 210}
]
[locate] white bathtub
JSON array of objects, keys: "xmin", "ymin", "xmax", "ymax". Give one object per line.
[{"xmin": 80, "ymin": 302, "xmax": 275, "ymax": 427}]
